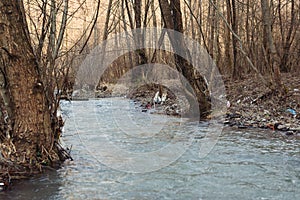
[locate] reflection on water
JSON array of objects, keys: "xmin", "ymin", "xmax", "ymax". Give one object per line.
[{"xmin": 1, "ymin": 99, "xmax": 299, "ymax": 199}]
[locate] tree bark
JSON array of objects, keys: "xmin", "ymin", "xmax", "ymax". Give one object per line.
[
  {"xmin": 224, "ymin": 0, "xmax": 232, "ymax": 74},
  {"xmin": 133, "ymin": 0, "xmax": 148, "ymax": 65},
  {"xmin": 230, "ymin": 0, "xmax": 240, "ymax": 80},
  {"xmin": 279, "ymin": 0, "xmax": 295, "ymax": 72},
  {"xmin": 159, "ymin": 0, "xmax": 211, "ymax": 118},
  {"xmin": 261, "ymin": 0, "xmax": 283, "ymax": 91},
  {"xmin": 0, "ymin": 0, "xmax": 64, "ymax": 170}
]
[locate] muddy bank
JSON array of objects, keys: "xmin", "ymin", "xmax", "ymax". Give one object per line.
[
  {"xmin": 127, "ymin": 83, "xmax": 186, "ymax": 116},
  {"xmin": 126, "ymin": 73, "xmax": 300, "ymax": 137},
  {"xmin": 224, "ymin": 73, "xmax": 300, "ymax": 136}
]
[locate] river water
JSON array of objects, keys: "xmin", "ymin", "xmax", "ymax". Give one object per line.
[{"xmin": 1, "ymin": 98, "xmax": 299, "ymax": 199}]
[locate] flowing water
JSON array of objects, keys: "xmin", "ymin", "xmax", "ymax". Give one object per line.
[{"xmin": 1, "ymin": 98, "xmax": 299, "ymax": 199}]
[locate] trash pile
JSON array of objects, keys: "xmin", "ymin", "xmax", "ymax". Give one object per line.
[
  {"xmin": 224, "ymin": 73, "xmax": 300, "ymax": 136},
  {"xmin": 123, "ymin": 73, "xmax": 300, "ymax": 137},
  {"xmin": 127, "ymin": 83, "xmax": 184, "ymax": 116}
]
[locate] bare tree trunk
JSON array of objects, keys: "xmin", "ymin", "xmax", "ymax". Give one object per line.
[
  {"xmin": 121, "ymin": 0, "xmax": 134, "ymax": 69},
  {"xmin": 159, "ymin": 0, "xmax": 211, "ymax": 118},
  {"xmin": 103, "ymin": 0, "xmax": 113, "ymax": 42},
  {"xmin": 224, "ymin": 0, "xmax": 232, "ymax": 74},
  {"xmin": 279, "ymin": 0, "xmax": 296, "ymax": 72},
  {"xmin": 209, "ymin": 0, "xmax": 216, "ymax": 58},
  {"xmin": 188, "ymin": 0, "xmax": 195, "ymax": 39},
  {"xmin": 0, "ymin": 0, "xmax": 66, "ymax": 170},
  {"xmin": 230, "ymin": 0, "xmax": 240, "ymax": 80},
  {"xmin": 261, "ymin": 0, "xmax": 283, "ymax": 91},
  {"xmin": 133, "ymin": 0, "xmax": 148, "ymax": 65},
  {"xmin": 150, "ymin": 0, "xmax": 159, "ymax": 62}
]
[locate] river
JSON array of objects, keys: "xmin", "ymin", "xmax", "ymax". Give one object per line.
[{"xmin": 1, "ymin": 98, "xmax": 299, "ymax": 199}]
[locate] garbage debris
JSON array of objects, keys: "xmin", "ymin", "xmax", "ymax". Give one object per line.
[
  {"xmin": 161, "ymin": 93, "xmax": 167, "ymax": 104},
  {"xmin": 227, "ymin": 101, "xmax": 231, "ymax": 108},
  {"xmin": 286, "ymin": 108, "xmax": 297, "ymax": 116},
  {"xmin": 153, "ymin": 91, "xmax": 167, "ymax": 105},
  {"xmin": 153, "ymin": 91, "xmax": 161, "ymax": 104}
]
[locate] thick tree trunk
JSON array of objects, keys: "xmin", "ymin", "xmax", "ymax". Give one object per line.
[
  {"xmin": 0, "ymin": 0, "xmax": 63, "ymax": 170},
  {"xmin": 159, "ymin": 0, "xmax": 211, "ymax": 118},
  {"xmin": 133, "ymin": 0, "xmax": 148, "ymax": 65},
  {"xmin": 261, "ymin": 0, "xmax": 283, "ymax": 92}
]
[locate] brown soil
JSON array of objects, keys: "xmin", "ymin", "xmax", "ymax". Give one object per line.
[
  {"xmin": 127, "ymin": 83, "xmax": 183, "ymax": 116},
  {"xmin": 128, "ymin": 73, "xmax": 300, "ymax": 137},
  {"xmin": 224, "ymin": 73, "xmax": 300, "ymax": 135}
]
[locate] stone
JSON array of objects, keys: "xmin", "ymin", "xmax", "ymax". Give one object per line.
[
  {"xmin": 238, "ymin": 125, "xmax": 248, "ymax": 129},
  {"xmin": 277, "ymin": 125, "xmax": 287, "ymax": 130},
  {"xmin": 264, "ymin": 110, "xmax": 270, "ymax": 115},
  {"xmin": 291, "ymin": 127, "xmax": 300, "ymax": 132},
  {"xmin": 224, "ymin": 120, "xmax": 230, "ymax": 125},
  {"xmin": 285, "ymin": 131, "xmax": 294, "ymax": 136}
]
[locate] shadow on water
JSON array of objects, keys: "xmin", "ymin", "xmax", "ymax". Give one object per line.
[
  {"xmin": 0, "ymin": 171, "xmax": 62, "ymax": 200},
  {"xmin": 1, "ymin": 99, "xmax": 299, "ymax": 199}
]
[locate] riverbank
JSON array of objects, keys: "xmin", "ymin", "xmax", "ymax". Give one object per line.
[
  {"xmin": 225, "ymin": 73, "xmax": 300, "ymax": 136},
  {"xmin": 128, "ymin": 73, "xmax": 300, "ymax": 137},
  {"xmin": 127, "ymin": 83, "xmax": 186, "ymax": 116}
]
